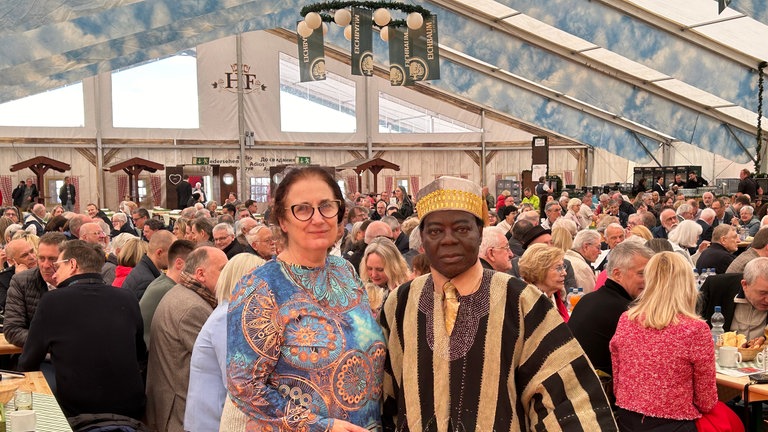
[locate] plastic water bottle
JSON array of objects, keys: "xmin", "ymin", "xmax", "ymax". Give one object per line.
[
  {"xmin": 711, "ymin": 306, "xmax": 725, "ymax": 346},
  {"xmin": 565, "ymin": 288, "xmax": 576, "ymax": 313}
]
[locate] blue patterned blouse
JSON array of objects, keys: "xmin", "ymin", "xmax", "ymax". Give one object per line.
[{"xmin": 227, "ymin": 255, "xmax": 385, "ymax": 431}]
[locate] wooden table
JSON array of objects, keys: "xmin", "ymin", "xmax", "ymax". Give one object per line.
[
  {"xmin": 717, "ymin": 372, "xmax": 768, "ymax": 429},
  {"xmin": 4, "ymin": 371, "xmax": 71, "ymax": 431},
  {"xmin": 0, "ymin": 334, "xmax": 22, "ymax": 355}
]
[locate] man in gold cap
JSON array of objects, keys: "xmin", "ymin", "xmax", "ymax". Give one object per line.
[{"xmin": 380, "ymin": 176, "xmax": 617, "ymax": 431}]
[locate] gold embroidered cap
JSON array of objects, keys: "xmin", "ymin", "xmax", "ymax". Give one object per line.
[{"xmin": 416, "ymin": 176, "xmax": 488, "ymax": 225}]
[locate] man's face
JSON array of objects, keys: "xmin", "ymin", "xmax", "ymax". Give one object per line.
[
  {"xmin": 12, "ymin": 242, "xmax": 37, "ymax": 269},
  {"xmin": 213, "ymin": 229, "xmax": 234, "ymax": 250},
  {"xmin": 545, "ymin": 205, "xmax": 561, "ymax": 222},
  {"xmin": 238, "ymin": 209, "xmax": 251, "ymax": 220},
  {"xmin": 80, "ymin": 224, "xmax": 105, "ymax": 244},
  {"xmin": 607, "ymin": 204, "xmax": 619, "ymax": 216},
  {"xmin": 376, "ymin": 201, "xmax": 386, "ymax": 214},
  {"xmin": 381, "ymin": 191, "xmax": 390, "ymax": 202},
  {"xmin": 350, "ymin": 209, "xmax": 367, "ymax": 223},
  {"xmin": 743, "ymin": 276, "xmax": 768, "ymax": 311},
  {"xmin": 421, "ymin": 210, "xmax": 481, "ymax": 279},
  {"xmin": 675, "ymin": 174, "xmax": 682, "ymax": 183},
  {"xmin": 611, "ymin": 255, "xmax": 649, "ymax": 299},
  {"xmin": 504, "ymin": 196, "xmax": 515, "ymax": 207},
  {"xmin": 25, "ymin": 179, "xmax": 33, "ymax": 187},
  {"xmin": 581, "ymin": 241, "xmax": 601, "ymax": 263},
  {"xmin": 132, "ymin": 212, "xmax": 147, "ymax": 229},
  {"xmin": 53, "ymin": 252, "xmax": 76, "ymax": 285},
  {"xmin": 660, "ymin": 210, "xmax": 678, "ymax": 231},
  {"xmin": 37, "ymin": 243, "xmax": 59, "ymax": 285},
  {"xmin": 486, "ymin": 234, "xmax": 513, "ymax": 272},
  {"xmin": 143, "ymin": 225, "xmax": 156, "ymax": 241},
  {"xmin": 3, "ymin": 209, "xmax": 17, "ymax": 222},
  {"xmin": 248, "ymin": 202, "xmax": 258, "ymax": 213},
  {"xmin": 604, "ymin": 227, "xmax": 625, "ymax": 249},
  {"xmin": 703, "ymin": 193, "xmax": 714, "ymax": 206},
  {"xmin": 86, "ymin": 205, "xmax": 98, "ymax": 218},
  {"xmin": 198, "ymin": 249, "xmax": 228, "ymax": 293},
  {"xmin": 720, "ymin": 228, "xmax": 740, "ymax": 253},
  {"xmin": 711, "ymin": 201, "xmax": 724, "ymax": 218},
  {"xmin": 253, "ymin": 228, "xmax": 276, "ymax": 259}
]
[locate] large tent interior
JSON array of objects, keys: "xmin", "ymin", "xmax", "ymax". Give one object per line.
[{"xmin": 1, "ymin": 0, "xmax": 767, "ymax": 212}]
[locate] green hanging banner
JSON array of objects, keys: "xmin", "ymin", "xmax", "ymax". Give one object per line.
[
  {"xmin": 388, "ymin": 26, "xmax": 407, "ymax": 86},
  {"xmin": 351, "ymin": 7, "xmax": 374, "ymax": 76},
  {"xmin": 297, "ymin": 21, "xmax": 326, "ymax": 82},
  {"xmin": 407, "ymin": 15, "xmax": 440, "ymax": 82}
]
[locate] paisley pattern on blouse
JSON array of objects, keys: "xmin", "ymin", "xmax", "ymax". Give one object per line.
[
  {"xmin": 280, "ymin": 260, "xmax": 361, "ymax": 311},
  {"xmin": 226, "ymin": 256, "xmax": 384, "ymax": 431}
]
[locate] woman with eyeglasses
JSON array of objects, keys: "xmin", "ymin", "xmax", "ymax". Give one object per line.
[
  {"xmin": 222, "ymin": 166, "xmax": 385, "ymax": 432},
  {"xmin": 518, "ymin": 243, "xmax": 570, "ymax": 322}
]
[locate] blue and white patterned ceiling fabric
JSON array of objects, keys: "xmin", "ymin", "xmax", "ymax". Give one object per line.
[{"xmin": 0, "ymin": 0, "xmax": 765, "ymax": 164}]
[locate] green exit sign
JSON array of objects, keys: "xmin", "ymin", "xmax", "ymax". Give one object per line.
[
  {"xmin": 193, "ymin": 157, "xmax": 210, "ymax": 165},
  {"xmin": 296, "ymin": 156, "xmax": 311, "ymax": 165}
]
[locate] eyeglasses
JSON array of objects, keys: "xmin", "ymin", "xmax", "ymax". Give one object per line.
[
  {"xmin": 551, "ymin": 264, "xmax": 567, "ymax": 273},
  {"xmin": 255, "ymin": 238, "xmax": 276, "ymax": 244},
  {"xmin": 286, "ymin": 200, "xmax": 341, "ymax": 222},
  {"xmin": 53, "ymin": 258, "xmax": 71, "ymax": 271},
  {"xmin": 491, "ymin": 245, "xmax": 511, "ymax": 252}
]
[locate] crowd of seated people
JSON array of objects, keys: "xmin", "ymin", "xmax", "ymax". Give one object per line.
[{"xmin": 0, "ymin": 168, "xmax": 766, "ymax": 431}]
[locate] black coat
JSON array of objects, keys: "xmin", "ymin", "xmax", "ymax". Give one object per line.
[
  {"xmin": 695, "ymin": 243, "xmax": 735, "ymax": 274},
  {"xmin": 176, "ymin": 180, "xmax": 192, "ymax": 210},
  {"xmin": 18, "ymin": 273, "xmax": 146, "ymax": 419},
  {"xmin": 568, "ymin": 278, "xmax": 633, "ymax": 375},
  {"xmin": 698, "ymin": 273, "xmax": 744, "ymax": 332}
]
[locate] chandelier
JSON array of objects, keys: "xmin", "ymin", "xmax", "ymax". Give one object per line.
[{"xmin": 295, "ymin": 1, "xmax": 440, "ymax": 85}]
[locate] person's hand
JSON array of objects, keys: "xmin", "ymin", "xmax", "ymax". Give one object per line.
[
  {"xmin": 697, "ymin": 240, "xmax": 710, "ymax": 253},
  {"xmin": 330, "ymin": 419, "xmax": 369, "ymax": 432},
  {"xmin": 731, "ymin": 217, "xmax": 739, "ymax": 226}
]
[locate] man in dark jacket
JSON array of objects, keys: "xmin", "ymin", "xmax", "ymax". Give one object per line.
[
  {"xmin": 122, "ymin": 230, "xmax": 175, "ymax": 300},
  {"xmin": 568, "ymin": 242, "xmax": 653, "ymax": 375},
  {"xmin": 695, "ymin": 224, "xmax": 738, "ymax": 274},
  {"xmin": 699, "ymin": 258, "xmax": 768, "ymax": 340},
  {"xmin": 59, "ymin": 176, "xmax": 76, "ymax": 211},
  {"xmin": 19, "ymin": 240, "xmax": 146, "ymax": 420},
  {"xmin": 738, "ymin": 168, "xmax": 758, "ymax": 199},
  {"xmin": 176, "ymin": 175, "xmax": 192, "ymax": 210},
  {"xmin": 4, "ymin": 233, "xmax": 67, "ymax": 347}
]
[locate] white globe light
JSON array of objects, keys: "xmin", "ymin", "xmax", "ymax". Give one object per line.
[
  {"xmin": 334, "ymin": 9, "xmax": 351, "ymax": 27},
  {"xmin": 380, "ymin": 26, "xmax": 389, "ymax": 41},
  {"xmin": 406, "ymin": 12, "xmax": 424, "ymax": 30},
  {"xmin": 297, "ymin": 21, "xmax": 313, "ymax": 38},
  {"xmin": 343, "ymin": 25, "xmax": 352, "ymax": 40},
  {"xmin": 322, "ymin": 22, "xmax": 328, "ymax": 35},
  {"xmin": 373, "ymin": 8, "xmax": 391, "ymax": 26},
  {"xmin": 304, "ymin": 12, "xmax": 322, "ymax": 30}
]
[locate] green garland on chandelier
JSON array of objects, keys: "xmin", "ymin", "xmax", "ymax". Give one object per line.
[
  {"xmin": 757, "ymin": 61, "xmax": 766, "ymax": 175},
  {"xmin": 300, "ymin": 1, "xmax": 432, "ymax": 28}
]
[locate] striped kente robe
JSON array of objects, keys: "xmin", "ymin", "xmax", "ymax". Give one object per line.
[{"xmin": 380, "ymin": 269, "xmax": 617, "ymax": 431}]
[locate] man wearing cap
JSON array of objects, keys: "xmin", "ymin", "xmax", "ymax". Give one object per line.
[{"xmin": 380, "ymin": 176, "xmax": 616, "ymax": 431}]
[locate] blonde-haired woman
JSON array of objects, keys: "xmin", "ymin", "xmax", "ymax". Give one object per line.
[
  {"xmin": 185, "ymin": 253, "xmax": 265, "ymax": 432},
  {"xmin": 518, "ymin": 243, "xmax": 570, "ymax": 321},
  {"xmin": 113, "ymin": 237, "xmax": 147, "ymax": 287},
  {"xmin": 359, "ymin": 237, "xmax": 409, "ymax": 317},
  {"xmin": 610, "ymin": 252, "xmax": 742, "ymax": 431}
]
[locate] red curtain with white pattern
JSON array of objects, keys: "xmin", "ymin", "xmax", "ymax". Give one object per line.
[
  {"xmin": 71, "ymin": 177, "xmax": 81, "ymax": 213},
  {"xmin": 346, "ymin": 175, "xmax": 357, "ymax": 195},
  {"xmin": 409, "ymin": 176, "xmax": 420, "ymax": 197},
  {"xmin": 118, "ymin": 175, "xmax": 128, "ymax": 202},
  {"xmin": 384, "ymin": 176, "xmax": 393, "ymax": 195},
  {"xmin": 151, "ymin": 175, "xmax": 162, "ymax": 207},
  {"xmin": 0, "ymin": 176, "xmax": 11, "ymax": 206}
]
